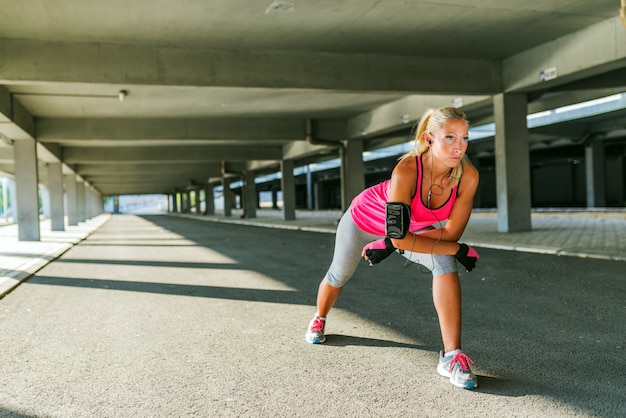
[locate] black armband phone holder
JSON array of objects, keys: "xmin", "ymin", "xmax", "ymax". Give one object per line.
[{"xmin": 385, "ymin": 202, "xmax": 410, "ymax": 239}]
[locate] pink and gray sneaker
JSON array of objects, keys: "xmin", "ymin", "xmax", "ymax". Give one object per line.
[
  {"xmin": 437, "ymin": 349, "xmax": 478, "ymax": 389},
  {"xmin": 305, "ymin": 316, "xmax": 326, "ymax": 344}
]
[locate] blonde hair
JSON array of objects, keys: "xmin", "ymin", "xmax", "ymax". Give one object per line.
[{"xmin": 400, "ymin": 106, "xmax": 469, "ymax": 187}]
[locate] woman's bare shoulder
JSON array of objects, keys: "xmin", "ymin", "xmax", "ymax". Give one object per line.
[
  {"xmin": 460, "ymin": 159, "xmax": 479, "ymax": 190},
  {"xmin": 393, "ymin": 155, "xmax": 418, "ymax": 178}
]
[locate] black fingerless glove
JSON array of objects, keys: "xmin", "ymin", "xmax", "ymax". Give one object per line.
[
  {"xmin": 364, "ymin": 237, "xmax": 396, "ymax": 265},
  {"xmin": 455, "ymin": 243, "xmax": 480, "ymax": 272}
]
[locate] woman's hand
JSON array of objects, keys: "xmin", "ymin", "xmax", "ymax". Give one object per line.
[
  {"xmin": 362, "ymin": 238, "xmax": 396, "ymax": 266},
  {"xmin": 455, "ymin": 243, "xmax": 480, "ymax": 271}
]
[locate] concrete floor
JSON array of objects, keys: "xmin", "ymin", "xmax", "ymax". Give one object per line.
[{"xmin": 0, "ymin": 213, "xmax": 624, "ymax": 417}]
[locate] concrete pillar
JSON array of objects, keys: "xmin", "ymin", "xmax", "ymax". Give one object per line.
[
  {"xmin": 585, "ymin": 140, "xmax": 606, "ymax": 207},
  {"xmin": 306, "ymin": 165, "xmax": 313, "ymax": 210},
  {"xmin": 2, "ymin": 176, "xmax": 11, "ymax": 223},
  {"xmin": 76, "ymin": 180, "xmax": 86, "ymax": 222},
  {"xmin": 340, "ymin": 140, "xmax": 365, "ymax": 211},
  {"xmin": 113, "ymin": 195, "xmax": 120, "ymax": 214},
  {"xmin": 13, "ymin": 139, "xmax": 40, "ymax": 241},
  {"xmin": 47, "ymin": 162, "xmax": 65, "ymax": 231},
  {"xmin": 8, "ymin": 178, "xmax": 17, "ymax": 221},
  {"xmin": 92, "ymin": 190, "xmax": 102, "ymax": 216},
  {"xmin": 194, "ymin": 188, "xmax": 202, "ymax": 214},
  {"xmin": 92, "ymin": 188, "xmax": 99, "ymax": 217},
  {"xmin": 87, "ymin": 190, "xmax": 95, "ymax": 217},
  {"xmin": 223, "ymin": 178, "xmax": 233, "ymax": 217},
  {"xmin": 205, "ymin": 184, "xmax": 215, "ymax": 215},
  {"xmin": 281, "ymin": 159, "xmax": 296, "ymax": 220},
  {"xmin": 65, "ymin": 174, "xmax": 78, "ymax": 225},
  {"xmin": 85, "ymin": 186, "xmax": 92, "ymax": 220},
  {"xmin": 313, "ymin": 181, "xmax": 321, "ymax": 210},
  {"xmin": 180, "ymin": 192, "xmax": 189, "ymax": 213},
  {"xmin": 493, "ymin": 93, "xmax": 532, "ymax": 232},
  {"xmin": 172, "ymin": 193, "xmax": 178, "ymax": 212},
  {"xmin": 40, "ymin": 187, "xmax": 50, "ymax": 218},
  {"xmin": 468, "ymin": 154, "xmax": 482, "ymax": 209},
  {"xmin": 242, "ymin": 171, "xmax": 257, "ymax": 218},
  {"xmin": 617, "ymin": 154, "xmax": 625, "ymax": 207}
]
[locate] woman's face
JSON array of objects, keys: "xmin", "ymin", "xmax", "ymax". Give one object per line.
[{"xmin": 427, "ymin": 118, "xmax": 469, "ymax": 168}]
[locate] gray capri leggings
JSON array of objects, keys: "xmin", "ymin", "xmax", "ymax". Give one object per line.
[{"xmin": 324, "ymin": 210, "xmax": 458, "ymax": 288}]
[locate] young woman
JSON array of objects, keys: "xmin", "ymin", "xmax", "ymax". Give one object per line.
[{"xmin": 305, "ymin": 106, "xmax": 481, "ymax": 389}]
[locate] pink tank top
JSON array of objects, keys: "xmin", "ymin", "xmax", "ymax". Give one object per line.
[{"xmin": 350, "ymin": 155, "xmax": 458, "ymax": 236}]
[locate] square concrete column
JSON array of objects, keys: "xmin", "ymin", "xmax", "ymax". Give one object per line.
[
  {"xmin": 493, "ymin": 93, "xmax": 532, "ymax": 232},
  {"xmin": 178, "ymin": 192, "xmax": 184, "ymax": 212},
  {"xmin": 242, "ymin": 171, "xmax": 257, "ymax": 219},
  {"xmin": 194, "ymin": 188, "xmax": 202, "ymax": 214},
  {"xmin": 281, "ymin": 159, "xmax": 296, "ymax": 221},
  {"xmin": 585, "ymin": 140, "xmax": 606, "ymax": 207},
  {"xmin": 1, "ymin": 177, "xmax": 12, "ymax": 223},
  {"xmin": 305, "ymin": 165, "xmax": 313, "ymax": 210},
  {"xmin": 340, "ymin": 140, "xmax": 365, "ymax": 211},
  {"xmin": 47, "ymin": 162, "xmax": 65, "ymax": 231},
  {"xmin": 85, "ymin": 186, "xmax": 93, "ymax": 220},
  {"xmin": 76, "ymin": 180, "xmax": 86, "ymax": 222},
  {"xmin": 222, "ymin": 178, "xmax": 233, "ymax": 217},
  {"xmin": 13, "ymin": 139, "xmax": 40, "ymax": 241},
  {"xmin": 65, "ymin": 174, "xmax": 78, "ymax": 225},
  {"xmin": 205, "ymin": 184, "xmax": 215, "ymax": 215},
  {"xmin": 171, "ymin": 193, "xmax": 178, "ymax": 212},
  {"xmin": 616, "ymin": 154, "xmax": 625, "ymax": 207},
  {"xmin": 91, "ymin": 190, "xmax": 102, "ymax": 217},
  {"xmin": 313, "ymin": 181, "xmax": 321, "ymax": 210},
  {"xmin": 40, "ymin": 187, "xmax": 50, "ymax": 218},
  {"xmin": 182, "ymin": 192, "xmax": 188, "ymax": 213}
]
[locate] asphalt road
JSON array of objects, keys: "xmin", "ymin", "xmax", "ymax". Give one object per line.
[{"xmin": 0, "ymin": 214, "xmax": 624, "ymax": 417}]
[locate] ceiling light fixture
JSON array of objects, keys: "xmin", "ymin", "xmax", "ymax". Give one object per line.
[
  {"xmin": 265, "ymin": 1, "xmax": 294, "ymax": 15},
  {"xmin": 12, "ymin": 92, "xmax": 129, "ymax": 101}
]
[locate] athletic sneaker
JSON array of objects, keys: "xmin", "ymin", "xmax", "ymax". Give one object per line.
[
  {"xmin": 437, "ymin": 349, "xmax": 478, "ymax": 389},
  {"xmin": 305, "ymin": 316, "xmax": 326, "ymax": 344}
]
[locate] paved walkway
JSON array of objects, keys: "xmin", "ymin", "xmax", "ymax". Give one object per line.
[
  {"xmin": 1, "ymin": 208, "xmax": 625, "ymax": 297},
  {"xmin": 0, "ymin": 211, "xmax": 624, "ymax": 417},
  {"xmin": 0, "ymin": 215, "xmax": 110, "ymax": 296}
]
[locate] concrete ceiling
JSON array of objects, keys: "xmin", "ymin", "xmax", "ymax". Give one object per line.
[{"xmin": 0, "ymin": 0, "xmax": 625, "ymax": 196}]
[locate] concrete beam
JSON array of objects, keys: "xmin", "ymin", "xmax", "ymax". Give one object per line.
[
  {"xmin": 0, "ymin": 161, "xmax": 13, "ymax": 170},
  {"xmin": 63, "ymin": 145, "xmax": 283, "ymax": 163},
  {"xmin": 282, "ymin": 140, "xmax": 334, "ymax": 161},
  {"xmin": 76, "ymin": 162, "xmax": 222, "ymax": 177},
  {"xmin": 84, "ymin": 174, "xmax": 215, "ymax": 185},
  {"xmin": 36, "ymin": 142, "xmax": 62, "ymax": 163},
  {"xmin": 347, "ymin": 95, "xmax": 490, "ymax": 140},
  {"xmin": 246, "ymin": 160, "xmax": 280, "ymax": 173},
  {"xmin": 0, "ymin": 147, "xmax": 13, "ymax": 162},
  {"xmin": 97, "ymin": 183, "xmax": 193, "ymax": 196},
  {"xmin": 37, "ymin": 118, "xmax": 298, "ymax": 142},
  {"xmin": 504, "ymin": 16, "xmax": 626, "ymax": 93},
  {"xmin": 0, "ymin": 38, "xmax": 501, "ymax": 95},
  {"xmin": 0, "ymin": 86, "xmax": 11, "ymax": 122},
  {"xmin": 0, "ymin": 85, "xmax": 36, "ymax": 140}
]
